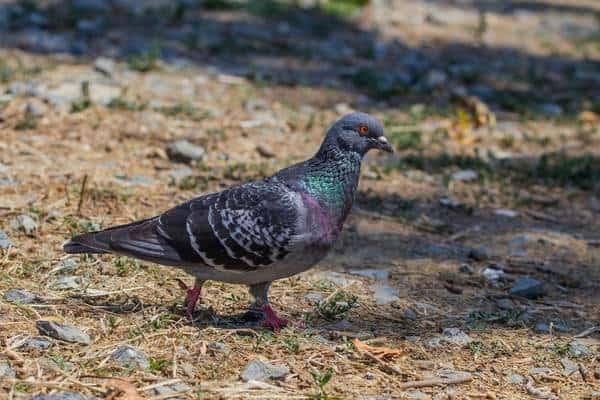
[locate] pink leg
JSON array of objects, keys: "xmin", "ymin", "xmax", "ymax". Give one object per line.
[
  {"xmin": 177, "ymin": 278, "xmax": 203, "ymax": 320},
  {"xmin": 260, "ymin": 304, "xmax": 288, "ymax": 332}
]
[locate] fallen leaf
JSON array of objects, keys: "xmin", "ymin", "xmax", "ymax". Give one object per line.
[
  {"xmin": 352, "ymin": 339, "xmax": 404, "ymax": 359},
  {"xmin": 104, "ymin": 378, "xmax": 146, "ymax": 400}
]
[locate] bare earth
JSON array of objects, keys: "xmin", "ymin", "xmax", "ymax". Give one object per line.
[{"xmin": 0, "ymin": 1, "xmax": 599, "ymax": 399}]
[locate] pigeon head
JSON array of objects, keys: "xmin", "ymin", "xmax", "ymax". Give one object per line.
[{"xmin": 320, "ymin": 112, "xmax": 393, "ymax": 156}]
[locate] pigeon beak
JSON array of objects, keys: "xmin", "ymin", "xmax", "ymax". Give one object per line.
[{"xmin": 375, "ymin": 135, "xmax": 394, "ymax": 153}]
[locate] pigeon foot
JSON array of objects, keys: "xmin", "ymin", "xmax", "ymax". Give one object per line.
[
  {"xmin": 260, "ymin": 304, "xmax": 288, "ymax": 332},
  {"xmin": 177, "ymin": 279, "xmax": 202, "ymax": 320}
]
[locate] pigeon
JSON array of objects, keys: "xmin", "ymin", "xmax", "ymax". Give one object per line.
[{"xmin": 64, "ymin": 112, "xmax": 393, "ymax": 330}]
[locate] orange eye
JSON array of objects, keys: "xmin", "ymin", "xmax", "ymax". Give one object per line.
[{"xmin": 358, "ymin": 125, "xmax": 369, "ymax": 135}]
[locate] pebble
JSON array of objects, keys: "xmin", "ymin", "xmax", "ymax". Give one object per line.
[
  {"xmin": 406, "ymin": 391, "xmax": 432, "ymax": 400},
  {"xmin": 561, "ymin": 357, "xmax": 579, "ymax": 376},
  {"xmin": 208, "ymin": 341, "xmax": 229, "ymax": 354},
  {"xmin": 370, "ymin": 283, "xmax": 399, "ymax": 305},
  {"xmin": 50, "ymin": 258, "xmax": 80, "ymax": 274},
  {"xmin": 3, "ymin": 288, "xmax": 40, "ymax": 304},
  {"xmin": 482, "ymin": 267, "xmax": 504, "ymax": 281},
  {"xmin": 94, "ymin": 57, "xmax": 116, "ymax": 76},
  {"xmin": 36, "ymin": 321, "xmax": 91, "ymax": 345},
  {"xmin": 427, "ymin": 328, "xmax": 472, "ymax": 347},
  {"xmin": 495, "ymin": 298, "xmax": 515, "ymax": 310},
  {"xmin": 509, "ymin": 277, "xmax": 545, "ymax": 299},
  {"xmin": 111, "ymin": 345, "xmax": 149, "ymax": 369},
  {"xmin": 506, "ymin": 373, "xmax": 524, "ymax": 384},
  {"xmin": 51, "ymin": 275, "xmax": 83, "ymax": 290},
  {"xmin": 569, "ymin": 340, "xmax": 591, "ymax": 357},
  {"xmin": 348, "ymin": 268, "xmax": 389, "ymax": 280},
  {"xmin": 0, "ymin": 361, "xmax": 15, "ymax": 378},
  {"xmin": 167, "ymin": 140, "xmax": 205, "ymax": 163},
  {"xmin": 403, "ymin": 308, "xmax": 418, "ymax": 320},
  {"xmin": 304, "ymin": 292, "xmax": 324, "ymax": 303},
  {"xmin": 10, "ymin": 214, "xmax": 37, "ymax": 235},
  {"xmin": 365, "ymin": 371, "xmax": 375, "ymax": 380},
  {"xmin": 256, "ymin": 144, "xmax": 275, "ymax": 158},
  {"xmin": 451, "ymin": 169, "xmax": 478, "ymax": 182},
  {"xmin": 9, "ymin": 335, "xmax": 52, "ymax": 351},
  {"xmin": 150, "ymin": 382, "xmax": 191, "ymax": 398},
  {"xmin": 240, "ymin": 360, "xmax": 289, "ymax": 382},
  {"xmin": 534, "ymin": 321, "xmax": 570, "ymax": 334},
  {"xmin": 32, "ymin": 392, "xmax": 97, "ymax": 400},
  {"xmin": 494, "ymin": 208, "xmax": 519, "ymax": 218}
]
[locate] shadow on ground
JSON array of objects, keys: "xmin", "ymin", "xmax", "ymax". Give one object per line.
[{"xmin": 0, "ymin": 0, "xmax": 598, "ymax": 116}]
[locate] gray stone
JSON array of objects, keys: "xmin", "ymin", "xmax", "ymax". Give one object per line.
[
  {"xmin": 403, "ymin": 308, "xmax": 417, "ymax": 320},
  {"xmin": 406, "ymin": 391, "xmax": 431, "ymax": 400},
  {"xmin": 538, "ymin": 103, "xmax": 563, "ymax": 116},
  {"xmin": 208, "ymin": 342, "xmax": 228, "ymax": 354},
  {"xmin": 506, "ymin": 373, "xmax": 524, "ymax": 384},
  {"xmin": 304, "ymin": 292, "xmax": 324, "ymax": 303},
  {"xmin": 94, "ymin": 57, "xmax": 116, "ymax": 76},
  {"xmin": 0, "ymin": 361, "xmax": 15, "ymax": 378},
  {"xmin": 113, "ymin": 174, "xmax": 153, "ymax": 186},
  {"xmin": 36, "ymin": 321, "xmax": 91, "ymax": 345},
  {"xmin": 348, "ymin": 268, "xmax": 389, "ymax": 280},
  {"xmin": 167, "ymin": 140, "xmax": 205, "ymax": 163},
  {"xmin": 51, "ymin": 276, "xmax": 83, "ymax": 290},
  {"xmin": 10, "ymin": 214, "xmax": 37, "ymax": 235},
  {"xmin": 4, "ymin": 288, "xmax": 40, "ymax": 304},
  {"xmin": 437, "ymin": 369, "xmax": 472, "ymax": 380},
  {"xmin": 482, "ymin": 267, "xmax": 504, "ymax": 281},
  {"xmin": 240, "ymin": 360, "xmax": 289, "ymax": 382},
  {"xmin": 494, "ymin": 208, "xmax": 519, "ymax": 218},
  {"xmin": 370, "ymin": 283, "xmax": 399, "ymax": 305},
  {"xmin": 569, "ymin": 340, "xmax": 591, "ymax": 357},
  {"xmin": 509, "ymin": 277, "xmax": 545, "ymax": 299},
  {"xmin": 50, "ymin": 258, "xmax": 80, "ymax": 274},
  {"xmin": 561, "ymin": 357, "xmax": 579, "ymax": 376},
  {"xmin": 495, "ymin": 298, "xmax": 515, "ymax": 310},
  {"xmin": 534, "ymin": 321, "xmax": 570, "ymax": 334},
  {"xmin": 33, "ymin": 392, "xmax": 96, "ymax": 400},
  {"xmin": 9, "ymin": 335, "xmax": 52, "ymax": 351},
  {"xmin": 167, "ymin": 167, "xmax": 193, "ymax": 184},
  {"xmin": 151, "ymin": 382, "xmax": 191, "ymax": 397},
  {"xmin": 451, "ymin": 169, "xmax": 478, "ymax": 182},
  {"xmin": 441, "ymin": 328, "xmax": 472, "ymax": 345},
  {"xmin": 530, "ymin": 367, "xmax": 553, "ymax": 376},
  {"xmin": 111, "ymin": 345, "xmax": 149, "ymax": 369}
]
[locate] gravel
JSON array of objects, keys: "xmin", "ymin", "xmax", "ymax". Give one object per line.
[{"xmin": 240, "ymin": 360, "xmax": 290, "ymax": 382}]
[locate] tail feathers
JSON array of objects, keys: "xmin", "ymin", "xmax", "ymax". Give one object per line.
[{"xmin": 63, "ymin": 217, "xmax": 185, "ymax": 266}]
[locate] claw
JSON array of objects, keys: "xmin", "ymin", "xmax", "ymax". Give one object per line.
[
  {"xmin": 176, "ymin": 279, "xmax": 201, "ymax": 321},
  {"xmin": 260, "ymin": 304, "xmax": 288, "ymax": 332}
]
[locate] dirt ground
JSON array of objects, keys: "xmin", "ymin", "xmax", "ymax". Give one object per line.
[{"xmin": 0, "ymin": 0, "xmax": 599, "ymax": 399}]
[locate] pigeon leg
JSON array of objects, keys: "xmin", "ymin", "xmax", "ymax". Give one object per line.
[
  {"xmin": 176, "ymin": 278, "xmax": 204, "ymax": 320},
  {"xmin": 249, "ymin": 282, "xmax": 288, "ymax": 332}
]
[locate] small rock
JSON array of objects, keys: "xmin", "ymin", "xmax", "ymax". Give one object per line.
[
  {"xmin": 208, "ymin": 341, "xmax": 229, "ymax": 354},
  {"xmin": 36, "ymin": 321, "xmax": 91, "ymax": 345},
  {"xmin": 256, "ymin": 144, "xmax": 275, "ymax": 158},
  {"xmin": 506, "ymin": 373, "xmax": 524, "ymax": 384},
  {"xmin": 370, "ymin": 283, "xmax": 399, "ymax": 305},
  {"xmin": 25, "ymin": 99, "xmax": 47, "ymax": 117},
  {"xmin": 406, "ymin": 390, "xmax": 431, "ymax": 400},
  {"xmin": 495, "ymin": 298, "xmax": 515, "ymax": 310},
  {"xmin": 441, "ymin": 328, "xmax": 472, "ymax": 345},
  {"xmin": 111, "ymin": 345, "xmax": 149, "ymax": 369},
  {"xmin": 9, "ymin": 335, "xmax": 52, "ymax": 351},
  {"xmin": 0, "ymin": 230, "xmax": 10, "ymax": 249},
  {"xmin": 569, "ymin": 340, "xmax": 590, "ymax": 357},
  {"xmin": 32, "ymin": 392, "xmax": 96, "ymax": 400},
  {"xmin": 0, "ymin": 361, "xmax": 15, "ymax": 378},
  {"xmin": 530, "ymin": 367, "xmax": 553, "ymax": 376},
  {"xmin": 167, "ymin": 140, "xmax": 205, "ymax": 163},
  {"xmin": 51, "ymin": 276, "xmax": 83, "ymax": 290},
  {"xmin": 451, "ymin": 169, "xmax": 478, "ymax": 182},
  {"xmin": 304, "ymin": 292, "xmax": 324, "ymax": 303},
  {"xmin": 538, "ymin": 103, "xmax": 563, "ymax": 116},
  {"xmin": 365, "ymin": 371, "xmax": 375, "ymax": 380},
  {"xmin": 348, "ymin": 268, "xmax": 389, "ymax": 280},
  {"xmin": 534, "ymin": 321, "xmax": 570, "ymax": 334},
  {"xmin": 50, "ymin": 258, "xmax": 80, "ymax": 274},
  {"xmin": 425, "ymin": 70, "xmax": 447, "ymax": 88},
  {"xmin": 437, "ymin": 369, "xmax": 472, "ymax": 381},
  {"xmin": 150, "ymin": 382, "xmax": 191, "ymax": 397},
  {"xmin": 240, "ymin": 360, "xmax": 289, "ymax": 382},
  {"xmin": 4, "ymin": 288, "xmax": 40, "ymax": 304},
  {"xmin": 94, "ymin": 57, "xmax": 116, "ymax": 76},
  {"xmin": 482, "ymin": 267, "xmax": 504, "ymax": 281},
  {"xmin": 495, "ymin": 208, "xmax": 519, "ymax": 218},
  {"xmin": 561, "ymin": 357, "xmax": 579, "ymax": 376},
  {"xmin": 467, "ymin": 247, "xmax": 488, "ymax": 261},
  {"xmin": 403, "ymin": 308, "xmax": 417, "ymax": 320},
  {"xmin": 10, "ymin": 214, "xmax": 37, "ymax": 235},
  {"xmin": 167, "ymin": 167, "xmax": 193, "ymax": 184},
  {"xmin": 509, "ymin": 277, "xmax": 545, "ymax": 299},
  {"xmin": 458, "ymin": 263, "xmax": 474, "ymax": 274}
]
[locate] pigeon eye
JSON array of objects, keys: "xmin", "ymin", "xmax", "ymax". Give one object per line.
[{"xmin": 358, "ymin": 125, "xmax": 369, "ymax": 136}]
